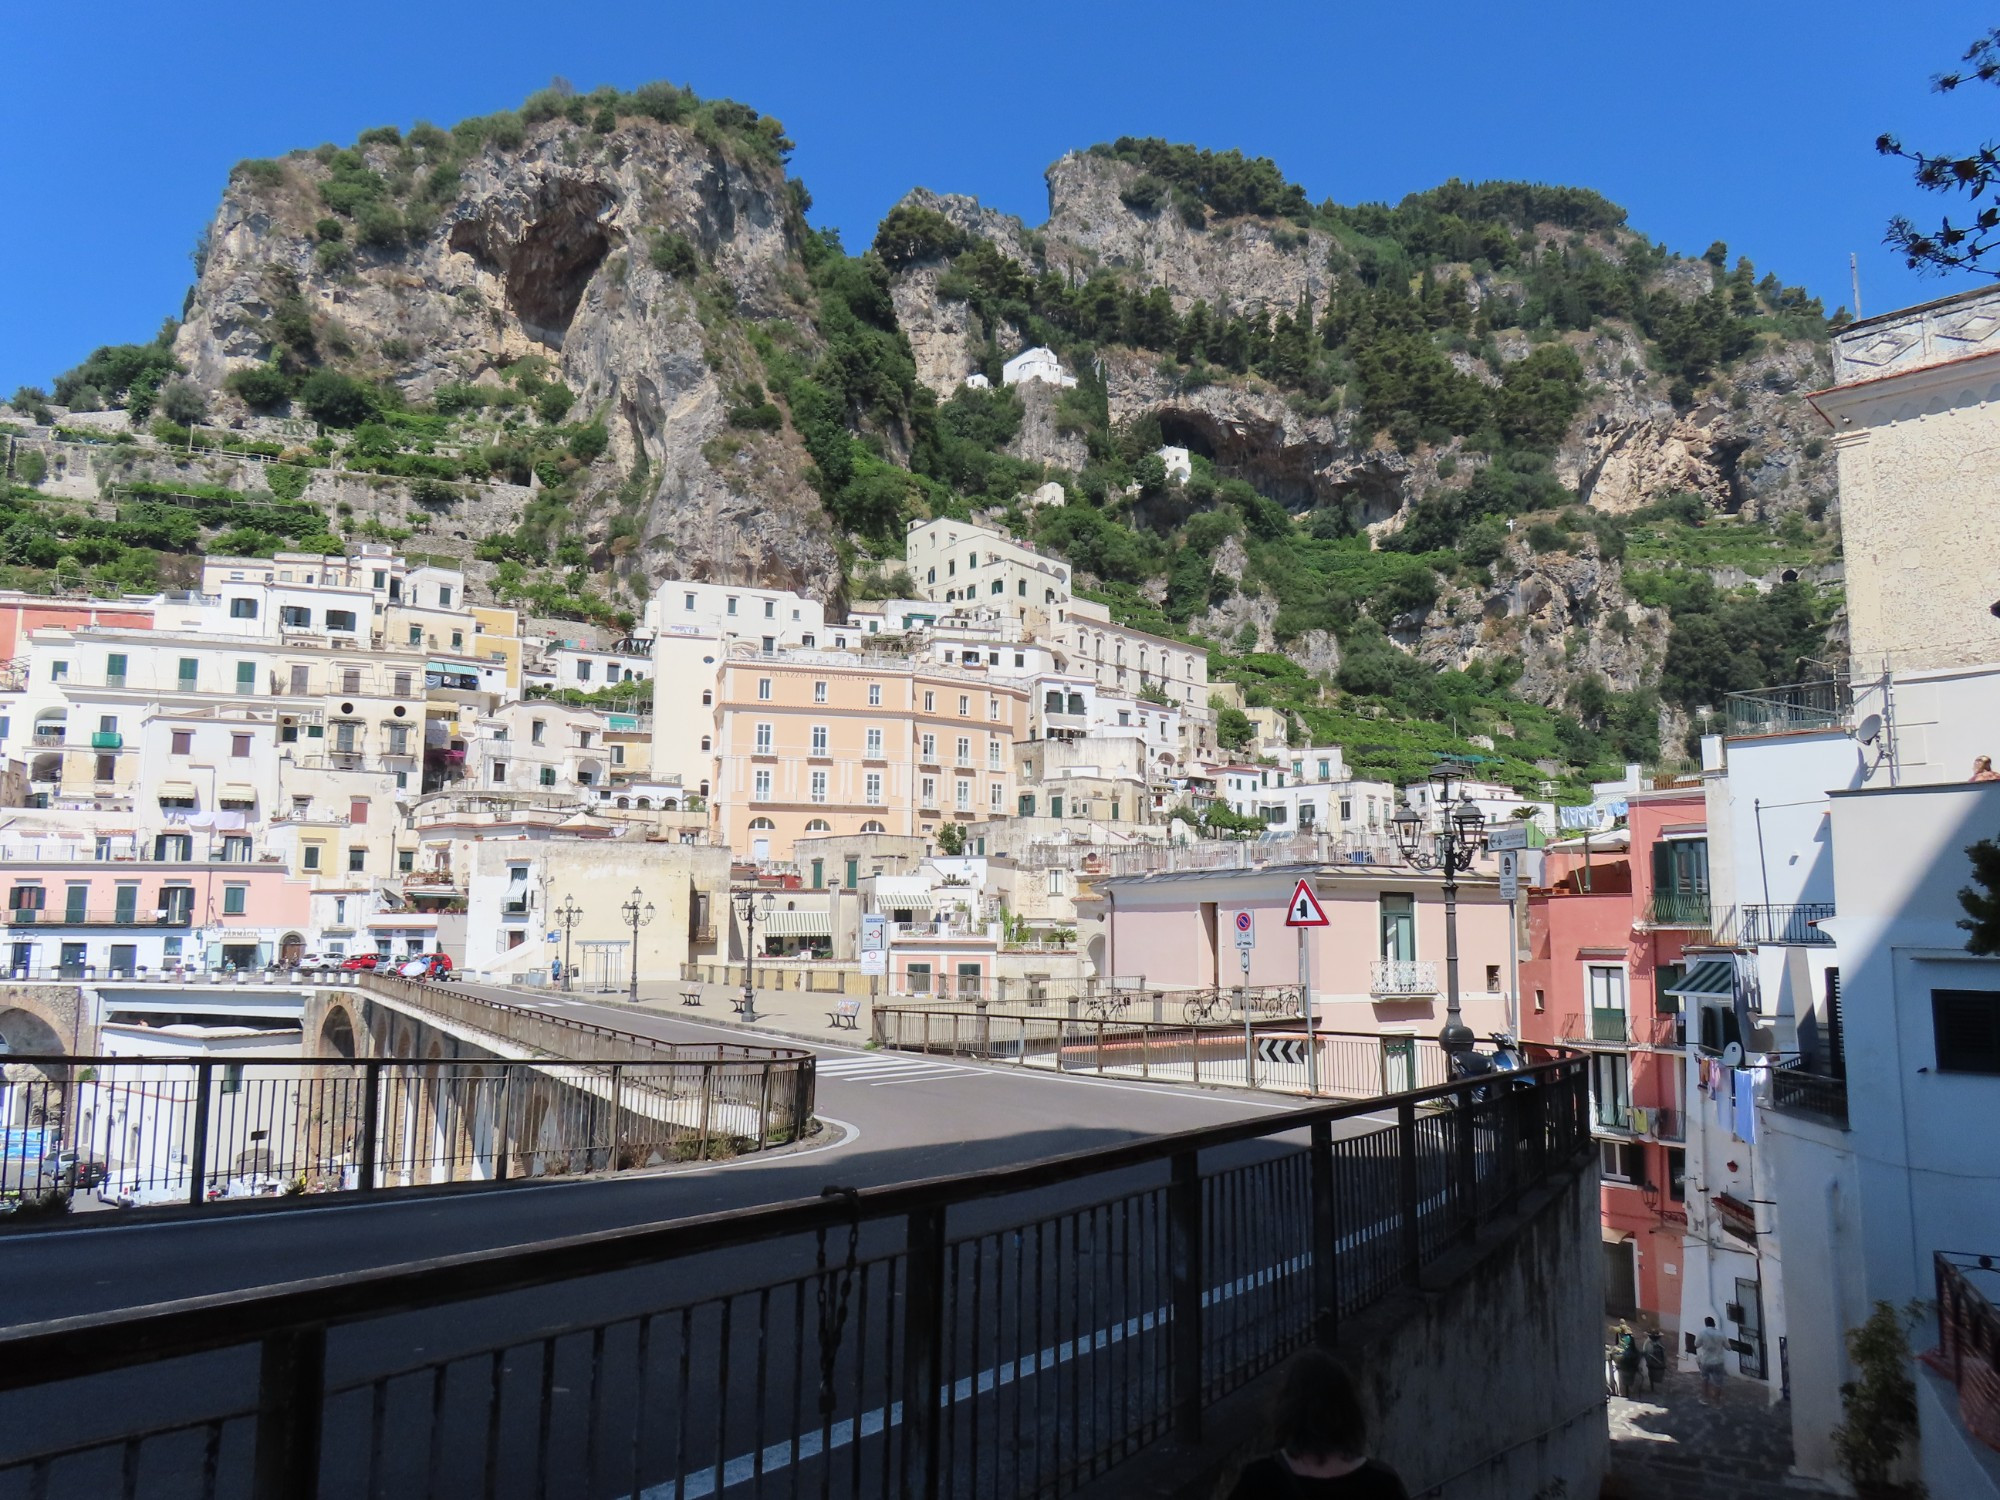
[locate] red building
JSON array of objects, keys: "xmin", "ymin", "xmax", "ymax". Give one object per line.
[{"xmin": 1520, "ymin": 786, "xmax": 1708, "ymax": 1336}]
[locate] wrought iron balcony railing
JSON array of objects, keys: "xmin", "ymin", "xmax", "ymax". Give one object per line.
[
  {"xmin": 1370, "ymin": 958, "xmax": 1439, "ymax": 997},
  {"xmin": 1766, "ymin": 1062, "xmax": 1849, "ymax": 1128},
  {"xmin": 1644, "ymin": 889, "xmax": 1712, "ymax": 928},
  {"xmin": 1725, "ymin": 679, "xmax": 1850, "ymax": 737},
  {"xmin": 1739, "ymin": 902, "xmax": 1836, "ymax": 946}
]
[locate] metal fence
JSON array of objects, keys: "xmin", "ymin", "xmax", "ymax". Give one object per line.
[
  {"xmin": 1765, "ymin": 1063, "xmax": 1849, "ymax": 1129},
  {"xmin": 871, "ymin": 1005, "xmax": 1452, "ymax": 1100},
  {"xmin": 0, "ymin": 1056, "xmax": 1592, "ymax": 1498},
  {"xmin": 1931, "ymin": 1251, "xmax": 2000, "ymax": 1454},
  {"xmin": 0, "ymin": 1048, "xmax": 815, "ymax": 1212},
  {"xmin": 1724, "ymin": 679, "xmax": 1851, "ymax": 737},
  {"xmin": 1737, "ymin": 902, "xmax": 1837, "ymax": 946}
]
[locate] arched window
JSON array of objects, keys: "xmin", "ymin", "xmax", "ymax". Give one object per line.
[
  {"xmin": 699, "ymin": 779, "xmax": 710, "ymax": 797},
  {"xmin": 860, "ymin": 820, "xmax": 886, "ymax": 833},
  {"xmin": 749, "ymin": 817, "xmax": 776, "ymax": 831},
  {"xmin": 636, "ymin": 797, "xmax": 652, "ymax": 809},
  {"xmin": 805, "ymin": 818, "xmax": 832, "ymax": 832},
  {"xmin": 615, "ymin": 797, "xmax": 630, "ymax": 809},
  {"xmin": 700, "ymin": 735, "xmax": 711, "ymax": 752},
  {"xmin": 701, "ymin": 690, "xmax": 712, "ymax": 706}
]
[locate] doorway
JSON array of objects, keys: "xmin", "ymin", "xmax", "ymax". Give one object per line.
[
  {"xmin": 1604, "ymin": 1238, "xmax": 1638, "ymax": 1314},
  {"xmin": 1381, "ymin": 1035, "xmax": 1416, "ymax": 1093},
  {"xmin": 1733, "ymin": 1277, "xmax": 1767, "ymax": 1379},
  {"xmin": 1200, "ymin": 903, "xmax": 1219, "ymax": 987}
]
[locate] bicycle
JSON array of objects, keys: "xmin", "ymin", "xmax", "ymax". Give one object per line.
[
  {"xmin": 1182, "ymin": 991, "xmax": 1228, "ymax": 1025},
  {"xmin": 1080, "ymin": 994, "xmax": 1130, "ymax": 1022}
]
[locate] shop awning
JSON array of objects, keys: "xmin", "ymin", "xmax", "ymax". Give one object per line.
[
  {"xmin": 1661, "ymin": 959, "xmax": 1734, "ymax": 1000},
  {"xmin": 763, "ymin": 910, "xmax": 831, "ymax": 937}
]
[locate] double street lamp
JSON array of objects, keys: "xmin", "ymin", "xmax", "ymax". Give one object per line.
[
  {"xmin": 621, "ymin": 887, "xmax": 654, "ymax": 1003},
  {"xmin": 734, "ymin": 889, "xmax": 775, "ymax": 1022},
  {"xmin": 553, "ymin": 895, "xmax": 583, "ymax": 993},
  {"xmin": 1391, "ymin": 764, "xmax": 1490, "ymax": 1065}
]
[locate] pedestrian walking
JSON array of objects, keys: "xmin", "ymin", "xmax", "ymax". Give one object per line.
[
  {"xmin": 1224, "ymin": 1351, "xmax": 1410, "ymax": 1498},
  {"xmin": 1613, "ymin": 1325, "xmax": 1643, "ymax": 1397},
  {"xmin": 1643, "ymin": 1329, "xmax": 1668, "ymax": 1393},
  {"xmin": 1694, "ymin": 1316, "xmax": 1731, "ymax": 1404}
]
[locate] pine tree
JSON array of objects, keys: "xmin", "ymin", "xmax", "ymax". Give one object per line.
[{"xmin": 1960, "ymin": 837, "xmax": 2000, "ymax": 954}]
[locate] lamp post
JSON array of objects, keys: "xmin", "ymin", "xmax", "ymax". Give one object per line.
[
  {"xmin": 733, "ymin": 889, "xmax": 775, "ymax": 1021},
  {"xmin": 553, "ymin": 895, "xmax": 582, "ymax": 993},
  {"xmin": 1391, "ymin": 763, "xmax": 1489, "ymax": 1066},
  {"xmin": 620, "ymin": 887, "xmax": 654, "ymax": 1004}
]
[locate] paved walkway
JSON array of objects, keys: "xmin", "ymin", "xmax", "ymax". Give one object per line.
[
  {"xmin": 1604, "ymin": 1363, "xmax": 1836, "ymax": 1500},
  {"xmin": 530, "ymin": 977, "xmax": 886, "ymax": 1048}
]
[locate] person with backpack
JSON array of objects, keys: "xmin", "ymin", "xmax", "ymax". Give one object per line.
[{"xmin": 1225, "ymin": 1351, "xmax": 1410, "ymax": 1498}]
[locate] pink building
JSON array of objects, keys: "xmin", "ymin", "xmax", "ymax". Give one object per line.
[
  {"xmin": 1099, "ymin": 863, "xmax": 1514, "ymax": 1038},
  {"xmin": 3, "ymin": 859, "xmax": 313, "ymax": 977}
]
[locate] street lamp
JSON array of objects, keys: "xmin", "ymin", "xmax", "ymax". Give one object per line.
[
  {"xmin": 620, "ymin": 887, "xmax": 654, "ymax": 1003},
  {"xmin": 733, "ymin": 889, "xmax": 776, "ymax": 1021},
  {"xmin": 1391, "ymin": 763, "xmax": 1490, "ymax": 1065},
  {"xmin": 553, "ymin": 895, "xmax": 583, "ymax": 993}
]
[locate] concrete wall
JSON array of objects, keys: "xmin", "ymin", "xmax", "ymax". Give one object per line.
[{"xmin": 1918, "ymin": 1363, "xmax": 2000, "ymax": 1500}]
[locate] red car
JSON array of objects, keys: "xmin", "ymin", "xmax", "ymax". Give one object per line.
[
  {"xmin": 397, "ymin": 953, "xmax": 454, "ymax": 981},
  {"xmin": 338, "ymin": 953, "xmax": 382, "ymax": 972}
]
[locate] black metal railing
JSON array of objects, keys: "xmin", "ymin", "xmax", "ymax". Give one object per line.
[
  {"xmin": 1739, "ymin": 902, "xmax": 1836, "ymax": 946},
  {"xmin": 1931, "ymin": 1252, "xmax": 2000, "ymax": 1454},
  {"xmin": 0, "ymin": 1057, "xmax": 1592, "ymax": 1498},
  {"xmin": 1767, "ymin": 1062, "xmax": 1849, "ymax": 1128},
  {"xmin": 4, "ymin": 907, "xmax": 192, "ymax": 927},
  {"xmin": 1725, "ymin": 679, "xmax": 1851, "ymax": 737},
  {"xmin": 1643, "ymin": 889, "xmax": 1712, "ymax": 928},
  {"xmin": 0, "ymin": 1048, "xmax": 814, "ymax": 1213}
]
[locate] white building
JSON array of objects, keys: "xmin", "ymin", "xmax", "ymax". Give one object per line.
[
  {"xmin": 904, "ymin": 518, "xmax": 1073, "ymax": 620},
  {"xmin": 1001, "ymin": 347, "xmax": 1076, "ymax": 389}
]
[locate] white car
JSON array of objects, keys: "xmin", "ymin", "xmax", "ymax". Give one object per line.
[{"xmin": 97, "ymin": 1173, "xmax": 196, "ymax": 1209}]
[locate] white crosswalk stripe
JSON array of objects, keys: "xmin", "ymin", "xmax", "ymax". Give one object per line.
[{"xmin": 812, "ymin": 1053, "xmax": 986, "ymax": 1087}]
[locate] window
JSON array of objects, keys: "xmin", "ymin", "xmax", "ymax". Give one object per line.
[
  {"xmin": 749, "ymin": 817, "xmax": 776, "ymax": 830},
  {"xmin": 611, "ymin": 744, "xmax": 625, "ymax": 766},
  {"xmin": 397, "ymin": 850, "xmax": 414, "ymax": 873},
  {"xmin": 726, "ymin": 597, "xmax": 738, "ymax": 616},
  {"xmin": 908, "ymin": 962, "xmax": 932, "ymax": 995},
  {"xmin": 764, "ymin": 599, "xmax": 775, "ymax": 619},
  {"xmin": 865, "ymin": 772, "xmax": 882, "ymax": 804},
  {"xmin": 577, "ymin": 661, "xmax": 593, "ymax": 682},
  {"xmin": 810, "ymin": 770, "xmax": 827, "ymax": 803},
  {"xmin": 1933, "ymin": 989, "xmax": 2000, "ymax": 1074},
  {"xmin": 530, "ymin": 719, "xmax": 545, "ymax": 745},
  {"xmin": 449, "ymin": 631, "xmax": 463, "ymax": 651},
  {"xmin": 754, "ymin": 769, "xmax": 772, "ymax": 801},
  {"xmin": 408, "ymin": 625, "xmax": 423, "ymax": 646},
  {"xmin": 282, "ymin": 606, "xmax": 312, "ymax": 629},
  {"xmin": 921, "ymin": 776, "xmax": 936, "ymax": 806},
  {"xmin": 991, "ymin": 578, "xmax": 1004, "ymax": 595},
  {"xmin": 1587, "ymin": 965, "xmax": 1628, "ymax": 1016},
  {"xmin": 865, "ymin": 728, "xmax": 883, "ymax": 758},
  {"xmin": 758, "ymin": 678, "xmax": 772, "ymax": 702},
  {"xmin": 1666, "ymin": 1148, "xmax": 1687, "ymax": 1202},
  {"xmin": 303, "ymin": 844, "xmax": 322, "ymax": 872},
  {"xmin": 7, "ymin": 885, "xmax": 44, "ymax": 913},
  {"xmin": 230, "ymin": 733, "xmax": 251, "ymax": 758},
  {"xmin": 811, "ymin": 725, "xmax": 828, "ymax": 755},
  {"xmin": 953, "ymin": 736, "xmax": 970, "ymax": 766},
  {"xmin": 339, "ymin": 667, "xmax": 361, "ymax": 695},
  {"xmin": 813, "ymin": 680, "xmax": 828, "ymax": 704},
  {"xmin": 333, "ymin": 723, "xmax": 357, "ymax": 753},
  {"xmin": 988, "ymin": 697, "xmax": 1000, "ymax": 721},
  {"xmin": 1591, "ymin": 1052, "xmax": 1630, "ymax": 1129},
  {"xmin": 177, "ymin": 657, "xmax": 198, "ymax": 689},
  {"xmin": 222, "ymin": 884, "xmax": 247, "ymax": 916},
  {"xmin": 229, "ymin": 598, "xmax": 257, "ymax": 619},
  {"xmin": 923, "ymin": 691, "xmax": 935, "ymax": 713},
  {"xmin": 438, "ymin": 585, "xmax": 452, "ymax": 609},
  {"xmin": 958, "ymin": 695, "xmax": 970, "ymax": 716},
  {"xmin": 760, "ymin": 636, "xmax": 775, "ymax": 654},
  {"xmin": 1599, "ymin": 1141, "xmax": 1645, "ymax": 1183},
  {"xmin": 170, "ymin": 729, "xmax": 192, "ymax": 755},
  {"xmin": 990, "ymin": 781, "xmax": 1003, "ymax": 811},
  {"xmin": 348, "ymin": 799, "xmax": 369, "ymax": 825},
  {"xmin": 685, "ymin": 593, "xmax": 696, "ymax": 611},
  {"xmin": 105, "ymin": 653, "xmax": 128, "ymax": 687},
  {"xmin": 956, "ymin": 779, "xmax": 971, "ymax": 810},
  {"xmin": 987, "ymin": 738, "xmax": 1002, "ymax": 770},
  {"xmin": 1379, "ymin": 895, "xmax": 1415, "ymax": 960},
  {"xmin": 326, "ymin": 610, "xmax": 357, "ymax": 633},
  {"xmin": 388, "ymin": 726, "xmax": 410, "ymax": 755},
  {"xmin": 1485, "ymin": 964, "xmax": 1501, "ymax": 992},
  {"xmin": 64, "ymin": 883, "xmax": 87, "ymax": 923},
  {"xmin": 94, "ymin": 753, "xmax": 115, "ymax": 781},
  {"xmin": 539, "ymin": 767, "xmax": 556, "ymax": 787},
  {"xmin": 756, "ymin": 723, "xmax": 773, "ymax": 754},
  {"xmin": 490, "ymin": 761, "xmax": 508, "ymax": 785},
  {"xmin": 868, "ymin": 683, "xmax": 882, "ymax": 707},
  {"xmin": 221, "ymin": 836, "xmax": 251, "ymax": 862},
  {"xmin": 348, "ymin": 848, "xmax": 365, "ymax": 873},
  {"xmin": 1534, "ymin": 987, "xmax": 1546, "ymax": 1014}
]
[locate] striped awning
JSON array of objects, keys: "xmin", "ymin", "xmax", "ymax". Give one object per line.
[
  {"xmin": 157, "ymin": 782, "xmax": 197, "ymax": 800},
  {"xmin": 763, "ymin": 910, "xmax": 831, "ymax": 937},
  {"xmin": 875, "ymin": 892, "xmax": 933, "ymax": 913},
  {"xmin": 219, "ymin": 784, "xmax": 257, "ymax": 804},
  {"xmin": 1661, "ymin": 959, "xmax": 1734, "ymax": 999}
]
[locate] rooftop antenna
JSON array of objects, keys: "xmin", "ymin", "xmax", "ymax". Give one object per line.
[{"xmin": 1850, "ymin": 253, "xmax": 1862, "ymax": 319}]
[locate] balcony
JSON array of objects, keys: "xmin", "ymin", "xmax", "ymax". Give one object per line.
[
  {"xmin": 1595, "ymin": 1104, "xmax": 1686, "ymax": 1142},
  {"xmin": 1725, "ymin": 678, "xmax": 1851, "ymax": 738},
  {"xmin": 1739, "ymin": 902, "xmax": 1836, "ymax": 946},
  {"xmin": 1929, "ymin": 1252, "xmax": 2000, "ymax": 1455},
  {"xmin": 1558, "ymin": 1010, "xmax": 1684, "ymax": 1049},
  {"xmin": 1370, "ymin": 959, "xmax": 1439, "ymax": 997},
  {"xmin": 1766, "ymin": 1062, "xmax": 1849, "ymax": 1129},
  {"xmin": 6, "ymin": 908, "xmax": 193, "ymax": 928},
  {"xmin": 1643, "ymin": 889, "xmax": 1712, "ymax": 929},
  {"xmin": 89, "ymin": 731, "xmax": 123, "ymax": 750},
  {"xmin": 501, "ymin": 900, "xmax": 531, "ymax": 918}
]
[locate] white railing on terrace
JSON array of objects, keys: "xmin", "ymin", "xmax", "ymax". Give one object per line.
[{"xmin": 1370, "ymin": 959, "xmax": 1440, "ymax": 997}]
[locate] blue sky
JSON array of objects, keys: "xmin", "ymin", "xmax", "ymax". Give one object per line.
[{"xmin": 4, "ymin": 0, "xmax": 1996, "ymax": 394}]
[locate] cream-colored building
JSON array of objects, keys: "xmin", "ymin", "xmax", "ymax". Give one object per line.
[
  {"xmin": 711, "ymin": 646, "xmax": 1031, "ymax": 860},
  {"xmin": 1811, "ymin": 284, "xmax": 2000, "ymax": 784},
  {"xmin": 905, "ymin": 519, "xmax": 1073, "ymax": 628}
]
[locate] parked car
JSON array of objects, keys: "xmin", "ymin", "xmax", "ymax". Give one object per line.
[
  {"xmin": 398, "ymin": 953, "xmax": 455, "ymax": 981},
  {"xmin": 98, "ymin": 1172, "xmax": 196, "ymax": 1209},
  {"xmin": 40, "ymin": 1151, "xmax": 107, "ymax": 1191},
  {"xmin": 338, "ymin": 953, "xmax": 382, "ymax": 972}
]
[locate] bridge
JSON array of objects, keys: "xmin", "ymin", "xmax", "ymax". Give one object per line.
[{"xmin": 0, "ymin": 987, "xmax": 1608, "ymax": 1500}]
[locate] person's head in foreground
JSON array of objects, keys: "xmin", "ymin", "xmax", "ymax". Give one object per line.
[{"xmin": 1274, "ymin": 1351, "xmax": 1371, "ymax": 1471}]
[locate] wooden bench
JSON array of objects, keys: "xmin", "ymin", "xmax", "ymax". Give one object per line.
[{"xmin": 827, "ymin": 998, "xmax": 862, "ymax": 1030}]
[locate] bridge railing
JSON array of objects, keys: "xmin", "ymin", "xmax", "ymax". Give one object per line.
[
  {"xmin": 0, "ymin": 1056, "xmax": 1591, "ymax": 1499},
  {"xmin": 0, "ymin": 1049, "xmax": 814, "ymax": 1214}
]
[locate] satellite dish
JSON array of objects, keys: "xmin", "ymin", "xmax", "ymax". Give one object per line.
[
  {"xmin": 1853, "ymin": 713, "xmax": 1882, "ymax": 747},
  {"xmin": 1720, "ymin": 1042, "xmax": 1744, "ymax": 1068}
]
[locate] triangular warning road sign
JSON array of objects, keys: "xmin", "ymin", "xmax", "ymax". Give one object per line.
[{"xmin": 1285, "ymin": 878, "xmax": 1329, "ymax": 927}]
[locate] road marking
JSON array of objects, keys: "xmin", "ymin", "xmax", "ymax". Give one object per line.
[{"xmin": 812, "ymin": 1055, "xmax": 986, "ymax": 1087}]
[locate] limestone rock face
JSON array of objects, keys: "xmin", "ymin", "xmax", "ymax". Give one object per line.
[{"xmin": 174, "ymin": 119, "xmax": 840, "ymax": 597}]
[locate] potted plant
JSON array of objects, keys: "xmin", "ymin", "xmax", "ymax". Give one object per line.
[{"xmin": 1832, "ymin": 1300, "xmax": 1925, "ymax": 1497}]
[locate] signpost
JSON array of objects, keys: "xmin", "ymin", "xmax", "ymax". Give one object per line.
[
  {"xmin": 1285, "ymin": 879, "xmax": 1328, "ymax": 1096},
  {"xmin": 859, "ymin": 914, "xmax": 888, "ymax": 977},
  {"xmin": 1232, "ymin": 909, "xmax": 1255, "ymax": 948},
  {"xmin": 1487, "ymin": 823, "xmax": 1530, "ymax": 852},
  {"xmin": 1497, "ymin": 850, "xmax": 1519, "ymax": 901}
]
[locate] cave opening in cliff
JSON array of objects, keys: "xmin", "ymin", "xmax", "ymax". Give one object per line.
[{"xmin": 450, "ymin": 181, "xmax": 615, "ymax": 349}]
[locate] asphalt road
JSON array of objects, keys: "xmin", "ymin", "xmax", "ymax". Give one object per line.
[{"xmin": 0, "ymin": 989, "xmax": 1401, "ymax": 1496}]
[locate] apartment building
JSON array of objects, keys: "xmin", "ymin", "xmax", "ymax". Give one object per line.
[
  {"xmin": 905, "ymin": 518, "xmax": 1073, "ymax": 631},
  {"xmin": 1057, "ymin": 596, "xmax": 1211, "ymax": 716},
  {"xmin": 711, "ymin": 647, "xmax": 1030, "ymax": 860}
]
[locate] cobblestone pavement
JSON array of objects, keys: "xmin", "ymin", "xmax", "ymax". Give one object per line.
[{"xmin": 1603, "ymin": 1362, "xmax": 1838, "ymax": 1499}]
